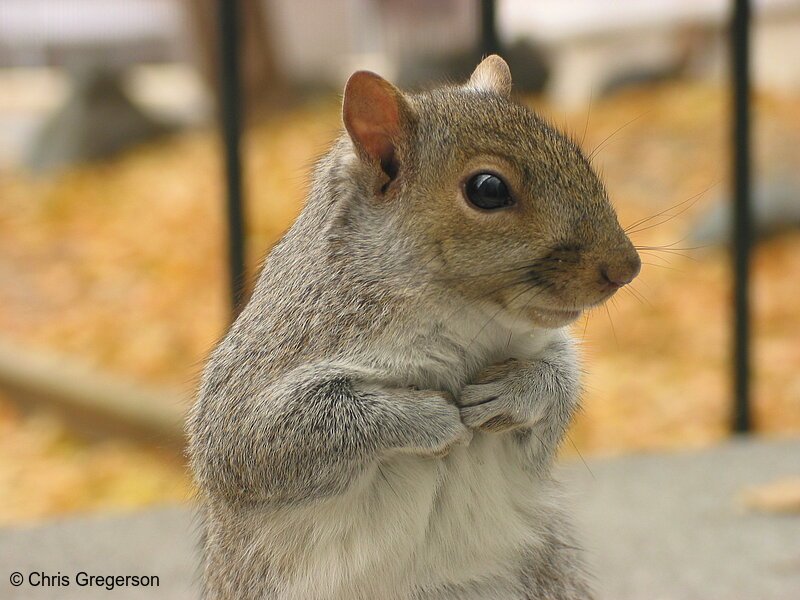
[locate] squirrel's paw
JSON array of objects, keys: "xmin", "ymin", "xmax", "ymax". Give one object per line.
[
  {"xmin": 459, "ymin": 349, "xmax": 578, "ymax": 434},
  {"xmin": 458, "ymin": 381, "xmax": 536, "ymax": 433},
  {"xmin": 427, "ymin": 424, "xmax": 473, "ymax": 458},
  {"xmin": 402, "ymin": 393, "xmax": 473, "ymax": 458},
  {"xmin": 458, "ymin": 357, "xmax": 554, "ymax": 434}
]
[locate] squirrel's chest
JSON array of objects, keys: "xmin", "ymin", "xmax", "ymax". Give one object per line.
[
  {"xmin": 372, "ymin": 306, "xmax": 552, "ymax": 395},
  {"xmin": 273, "ymin": 434, "xmax": 545, "ymax": 599},
  {"xmin": 265, "ymin": 313, "xmax": 555, "ymax": 597},
  {"xmin": 385, "ymin": 435, "xmax": 544, "ymax": 561}
]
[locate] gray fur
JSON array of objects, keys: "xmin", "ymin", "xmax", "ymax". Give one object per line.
[{"xmin": 188, "ymin": 56, "xmax": 638, "ymax": 599}]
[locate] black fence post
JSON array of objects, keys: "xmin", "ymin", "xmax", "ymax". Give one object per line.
[
  {"xmin": 479, "ymin": 0, "xmax": 500, "ymax": 56},
  {"xmin": 731, "ymin": 0, "xmax": 752, "ymax": 433},
  {"xmin": 218, "ymin": 0, "xmax": 247, "ymax": 318}
]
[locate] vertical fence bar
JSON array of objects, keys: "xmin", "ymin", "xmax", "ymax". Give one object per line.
[
  {"xmin": 218, "ymin": 0, "xmax": 247, "ymax": 318},
  {"xmin": 731, "ymin": 0, "xmax": 752, "ymax": 432},
  {"xmin": 479, "ymin": 0, "xmax": 500, "ymax": 56}
]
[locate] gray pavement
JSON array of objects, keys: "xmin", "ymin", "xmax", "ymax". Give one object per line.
[
  {"xmin": 0, "ymin": 506, "xmax": 197, "ymax": 599},
  {"xmin": 565, "ymin": 436, "xmax": 800, "ymax": 600},
  {"xmin": 1, "ymin": 436, "xmax": 798, "ymax": 599}
]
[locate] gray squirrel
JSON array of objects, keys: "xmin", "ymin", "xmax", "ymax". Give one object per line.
[{"xmin": 188, "ymin": 55, "xmax": 641, "ymax": 600}]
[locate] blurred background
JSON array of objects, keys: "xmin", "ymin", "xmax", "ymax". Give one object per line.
[{"xmin": 0, "ymin": 0, "xmax": 798, "ymax": 527}]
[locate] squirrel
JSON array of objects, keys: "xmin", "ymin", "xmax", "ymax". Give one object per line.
[{"xmin": 188, "ymin": 55, "xmax": 641, "ymax": 600}]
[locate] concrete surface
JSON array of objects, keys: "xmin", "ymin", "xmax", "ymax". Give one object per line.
[
  {"xmin": 1, "ymin": 436, "xmax": 798, "ymax": 599},
  {"xmin": 0, "ymin": 507, "xmax": 197, "ymax": 599},
  {"xmin": 565, "ymin": 436, "xmax": 800, "ymax": 600}
]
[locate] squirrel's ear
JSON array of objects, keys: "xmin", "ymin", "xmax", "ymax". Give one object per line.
[
  {"xmin": 467, "ymin": 55, "xmax": 512, "ymax": 98},
  {"xmin": 343, "ymin": 71, "xmax": 411, "ymax": 180}
]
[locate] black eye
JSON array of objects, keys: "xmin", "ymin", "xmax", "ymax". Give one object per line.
[{"xmin": 465, "ymin": 173, "xmax": 514, "ymax": 210}]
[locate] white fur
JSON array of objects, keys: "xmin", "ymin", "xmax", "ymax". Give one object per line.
[{"xmin": 248, "ymin": 301, "xmax": 567, "ymax": 599}]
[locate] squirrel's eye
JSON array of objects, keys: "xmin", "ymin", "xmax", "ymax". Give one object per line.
[{"xmin": 465, "ymin": 173, "xmax": 514, "ymax": 210}]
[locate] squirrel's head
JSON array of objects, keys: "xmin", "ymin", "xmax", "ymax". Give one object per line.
[{"xmin": 341, "ymin": 55, "xmax": 640, "ymax": 329}]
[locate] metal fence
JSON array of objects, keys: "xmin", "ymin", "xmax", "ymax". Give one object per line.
[{"xmin": 215, "ymin": 0, "xmax": 755, "ymax": 433}]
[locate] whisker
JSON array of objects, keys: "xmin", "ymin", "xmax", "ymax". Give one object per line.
[
  {"xmin": 623, "ymin": 285, "xmax": 650, "ymax": 307},
  {"xmin": 429, "ymin": 263, "xmax": 533, "ymax": 283},
  {"xmin": 634, "ymin": 232, "xmax": 699, "ymax": 249},
  {"xmin": 638, "ymin": 251, "xmax": 673, "ymax": 264},
  {"xmin": 420, "ymin": 241, "xmax": 565, "ymax": 285},
  {"xmin": 626, "ymin": 213, "xmax": 691, "ymax": 236},
  {"xmin": 567, "ymin": 434, "xmax": 595, "ymax": 480},
  {"xmin": 588, "ymin": 112, "xmax": 649, "ymax": 161},
  {"xmin": 624, "ymin": 184, "xmax": 715, "ymax": 234},
  {"xmin": 640, "ymin": 260, "xmax": 682, "ymax": 272},
  {"xmin": 580, "ymin": 311, "xmax": 591, "ymax": 341},
  {"xmin": 620, "ymin": 286, "xmax": 642, "ymax": 305},
  {"xmin": 636, "ymin": 242, "xmax": 704, "ymax": 252},
  {"xmin": 580, "ymin": 90, "xmax": 593, "ymax": 148},
  {"xmin": 438, "ymin": 276, "xmax": 533, "ymax": 327},
  {"xmin": 638, "ymin": 247, "xmax": 696, "ymax": 261},
  {"xmin": 467, "ymin": 282, "xmax": 542, "ymax": 346},
  {"xmin": 603, "ymin": 303, "xmax": 618, "ymax": 348},
  {"xmin": 633, "ymin": 277, "xmax": 655, "ymax": 293}
]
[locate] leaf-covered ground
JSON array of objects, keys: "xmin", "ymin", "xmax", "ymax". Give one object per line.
[{"xmin": 1, "ymin": 83, "xmax": 798, "ymax": 524}]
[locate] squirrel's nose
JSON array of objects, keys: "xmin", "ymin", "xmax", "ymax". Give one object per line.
[{"xmin": 600, "ymin": 253, "xmax": 641, "ymax": 289}]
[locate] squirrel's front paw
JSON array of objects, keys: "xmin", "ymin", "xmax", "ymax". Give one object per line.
[
  {"xmin": 401, "ymin": 392, "xmax": 472, "ymax": 458},
  {"xmin": 459, "ymin": 380, "xmax": 535, "ymax": 433},
  {"xmin": 427, "ymin": 421, "xmax": 473, "ymax": 458},
  {"xmin": 458, "ymin": 358, "xmax": 554, "ymax": 434}
]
